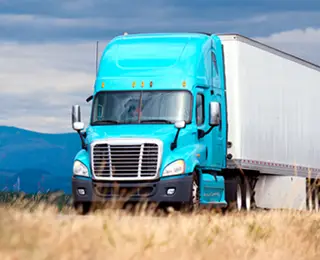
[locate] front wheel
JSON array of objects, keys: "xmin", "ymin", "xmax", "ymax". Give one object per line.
[
  {"xmin": 190, "ymin": 171, "xmax": 200, "ymax": 210},
  {"xmin": 73, "ymin": 201, "xmax": 91, "ymax": 215},
  {"xmin": 181, "ymin": 171, "xmax": 200, "ymax": 213}
]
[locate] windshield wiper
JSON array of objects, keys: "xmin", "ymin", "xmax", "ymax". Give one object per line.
[
  {"xmin": 91, "ymin": 120, "xmax": 119, "ymax": 125},
  {"xmin": 140, "ymin": 119, "xmax": 172, "ymax": 124}
]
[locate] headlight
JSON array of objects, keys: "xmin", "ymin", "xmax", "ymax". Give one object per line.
[
  {"xmin": 163, "ymin": 160, "xmax": 185, "ymax": 177},
  {"xmin": 73, "ymin": 160, "xmax": 89, "ymax": 177}
]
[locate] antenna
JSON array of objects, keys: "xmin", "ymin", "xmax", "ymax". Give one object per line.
[{"xmin": 95, "ymin": 41, "xmax": 99, "ymax": 75}]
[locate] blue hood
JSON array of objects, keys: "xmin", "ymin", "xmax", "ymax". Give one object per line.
[{"xmin": 86, "ymin": 124, "xmax": 178, "ymax": 143}]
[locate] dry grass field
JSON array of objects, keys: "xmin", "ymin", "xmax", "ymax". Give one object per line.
[{"xmin": 0, "ymin": 194, "xmax": 319, "ymax": 260}]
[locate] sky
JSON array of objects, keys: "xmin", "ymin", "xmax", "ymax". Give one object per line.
[{"xmin": 1, "ymin": 0, "xmax": 320, "ymax": 133}]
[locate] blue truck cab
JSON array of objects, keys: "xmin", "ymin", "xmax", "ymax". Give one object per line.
[{"xmin": 71, "ymin": 32, "xmax": 234, "ymax": 214}]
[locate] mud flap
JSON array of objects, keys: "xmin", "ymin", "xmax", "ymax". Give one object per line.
[{"xmin": 199, "ymin": 171, "xmax": 227, "ymax": 206}]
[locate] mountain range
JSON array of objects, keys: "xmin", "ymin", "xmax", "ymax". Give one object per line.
[{"xmin": 0, "ymin": 126, "xmax": 81, "ymax": 194}]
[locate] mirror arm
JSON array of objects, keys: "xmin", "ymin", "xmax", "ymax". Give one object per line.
[
  {"xmin": 198, "ymin": 124, "xmax": 217, "ymax": 139},
  {"xmin": 204, "ymin": 125, "xmax": 215, "ymax": 135},
  {"xmin": 86, "ymin": 95, "xmax": 93, "ymax": 103},
  {"xmin": 77, "ymin": 130, "xmax": 87, "ymax": 150},
  {"xmin": 170, "ymin": 128, "xmax": 181, "ymax": 151}
]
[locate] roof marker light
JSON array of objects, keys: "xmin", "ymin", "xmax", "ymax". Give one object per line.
[
  {"xmin": 101, "ymin": 82, "xmax": 105, "ymax": 88},
  {"xmin": 141, "ymin": 81, "xmax": 144, "ymax": 88},
  {"xmin": 150, "ymin": 81, "xmax": 153, "ymax": 87},
  {"xmin": 182, "ymin": 81, "xmax": 186, "ymax": 87},
  {"xmin": 132, "ymin": 81, "xmax": 136, "ymax": 88}
]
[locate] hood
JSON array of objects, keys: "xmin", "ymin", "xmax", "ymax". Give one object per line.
[
  {"xmin": 84, "ymin": 123, "xmax": 204, "ymax": 175},
  {"xmin": 86, "ymin": 124, "xmax": 179, "ymax": 143}
]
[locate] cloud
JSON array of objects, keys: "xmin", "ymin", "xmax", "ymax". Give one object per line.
[
  {"xmin": 0, "ymin": 40, "xmax": 109, "ymax": 133},
  {"xmin": 254, "ymin": 27, "xmax": 320, "ymax": 65},
  {"xmin": 2, "ymin": 0, "xmax": 320, "ymax": 19},
  {"xmin": 255, "ymin": 27, "xmax": 320, "ymax": 43},
  {"xmin": 2, "ymin": 27, "xmax": 320, "ymax": 134},
  {"xmin": 2, "ymin": 0, "xmax": 320, "ymax": 133},
  {"xmin": 2, "ymin": 0, "xmax": 320, "ymax": 42}
]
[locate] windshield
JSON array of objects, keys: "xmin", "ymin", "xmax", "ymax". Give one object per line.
[{"xmin": 91, "ymin": 90, "xmax": 192, "ymax": 125}]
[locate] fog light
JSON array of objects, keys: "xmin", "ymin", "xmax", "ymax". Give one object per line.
[
  {"xmin": 167, "ymin": 188, "xmax": 176, "ymax": 195},
  {"xmin": 78, "ymin": 188, "xmax": 86, "ymax": 195}
]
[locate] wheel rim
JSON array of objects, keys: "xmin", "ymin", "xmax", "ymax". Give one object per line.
[
  {"xmin": 236, "ymin": 184, "xmax": 242, "ymax": 211},
  {"xmin": 245, "ymin": 181, "xmax": 251, "ymax": 211},
  {"xmin": 192, "ymin": 180, "xmax": 199, "ymax": 206},
  {"xmin": 308, "ymin": 187, "xmax": 313, "ymax": 211},
  {"xmin": 315, "ymin": 187, "xmax": 319, "ymax": 213}
]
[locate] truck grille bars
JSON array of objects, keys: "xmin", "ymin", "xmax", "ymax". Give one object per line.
[{"xmin": 91, "ymin": 140, "xmax": 161, "ymax": 180}]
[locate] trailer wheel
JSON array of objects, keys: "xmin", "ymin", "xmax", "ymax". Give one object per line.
[
  {"xmin": 314, "ymin": 186, "xmax": 319, "ymax": 213},
  {"xmin": 307, "ymin": 182, "xmax": 313, "ymax": 211}
]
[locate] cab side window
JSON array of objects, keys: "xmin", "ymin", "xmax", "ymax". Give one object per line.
[{"xmin": 196, "ymin": 93, "xmax": 204, "ymax": 125}]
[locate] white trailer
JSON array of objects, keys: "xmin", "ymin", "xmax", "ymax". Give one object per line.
[{"xmin": 219, "ymin": 34, "xmax": 320, "ymax": 211}]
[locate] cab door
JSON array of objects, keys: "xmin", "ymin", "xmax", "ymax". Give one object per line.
[
  {"xmin": 195, "ymin": 89, "xmax": 208, "ymax": 166},
  {"xmin": 210, "ymin": 37, "xmax": 227, "ymax": 169}
]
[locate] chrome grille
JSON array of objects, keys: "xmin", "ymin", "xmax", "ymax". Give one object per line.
[{"xmin": 91, "ymin": 141, "xmax": 160, "ymax": 180}]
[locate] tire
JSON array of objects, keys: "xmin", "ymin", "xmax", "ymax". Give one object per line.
[
  {"xmin": 315, "ymin": 186, "xmax": 319, "ymax": 213},
  {"xmin": 191, "ymin": 171, "xmax": 200, "ymax": 210},
  {"xmin": 73, "ymin": 201, "xmax": 91, "ymax": 215},
  {"xmin": 182, "ymin": 171, "xmax": 200, "ymax": 213},
  {"xmin": 307, "ymin": 182, "xmax": 313, "ymax": 211},
  {"xmin": 224, "ymin": 176, "xmax": 243, "ymax": 212}
]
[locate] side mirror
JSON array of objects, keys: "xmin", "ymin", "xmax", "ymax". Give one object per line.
[
  {"xmin": 209, "ymin": 101, "xmax": 221, "ymax": 126},
  {"xmin": 86, "ymin": 95, "xmax": 93, "ymax": 103},
  {"xmin": 174, "ymin": 120, "xmax": 186, "ymax": 129},
  {"xmin": 171, "ymin": 120, "xmax": 186, "ymax": 150},
  {"xmin": 72, "ymin": 105, "xmax": 84, "ymax": 131}
]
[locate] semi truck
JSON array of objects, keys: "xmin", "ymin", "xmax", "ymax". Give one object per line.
[{"xmin": 71, "ymin": 32, "xmax": 320, "ymax": 214}]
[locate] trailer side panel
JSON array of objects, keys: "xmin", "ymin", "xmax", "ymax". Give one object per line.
[{"xmin": 220, "ymin": 34, "xmax": 320, "ymax": 179}]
